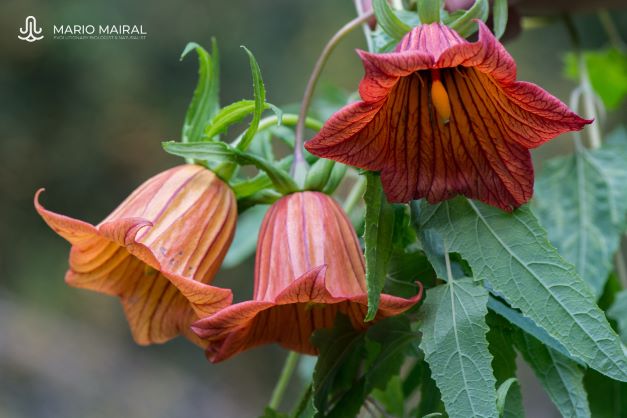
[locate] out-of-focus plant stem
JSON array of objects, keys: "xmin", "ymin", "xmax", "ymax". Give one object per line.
[
  {"xmin": 563, "ymin": 14, "xmax": 602, "ymax": 150},
  {"xmin": 269, "ymin": 351, "xmax": 300, "ymax": 410},
  {"xmin": 597, "ymin": 10, "xmax": 626, "ymax": 53},
  {"xmin": 292, "ymin": 11, "xmax": 374, "ymax": 182}
]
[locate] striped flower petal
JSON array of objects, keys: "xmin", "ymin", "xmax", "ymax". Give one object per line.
[
  {"xmin": 35, "ymin": 164, "xmax": 236, "ymax": 345},
  {"xmin": 305, "ymin": 21, "xmax": 592, "ymax": 211},
  {"xmin": 192, "ymin": 191, "xmax": 422, "ymax": 362}
]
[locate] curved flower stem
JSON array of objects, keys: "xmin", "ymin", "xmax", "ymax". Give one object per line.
[
  {"xmin": 353, "ymin": 0, "xmax": 375, "ymax": 51},
  {"xmin": 269, "ymin": 351, "xmax": 301, "ymax": 410},
  {"xmin": 563, "ymin": 15, "xmax": 602, "ymax": 150},
  {"xmin": 597, "ymin": 10, "xmax": 626, "ymax": 52},
  {"xmin": 292, "ymin": 11, "xmax": 375, "ymax": 180}
]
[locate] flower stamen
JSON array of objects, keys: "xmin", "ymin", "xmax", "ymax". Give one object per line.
[{"xmin": 430, "ymin": 69, "xmax": 451, "ymax": 125}]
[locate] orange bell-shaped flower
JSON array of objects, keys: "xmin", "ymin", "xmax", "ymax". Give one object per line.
[
  {"xmin": 192, "ymin": 191, "xmax": 422, "ymax": 362},
  {"xmin": 35, "ymin": 164, "xmax": 236, "ymax": 345}
]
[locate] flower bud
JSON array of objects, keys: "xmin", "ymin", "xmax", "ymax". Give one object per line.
[
  {"xmin": 35, "ymin": 164, "xmax": 236, "ymax": 345},
  {"xmin": 192, "ymin": 191, "xmax": 421, "ymax": 362}
]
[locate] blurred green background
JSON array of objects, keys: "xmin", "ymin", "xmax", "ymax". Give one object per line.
[{"xmin": 1, "ymin": 1, "xmax": 626, "ymax": 417}]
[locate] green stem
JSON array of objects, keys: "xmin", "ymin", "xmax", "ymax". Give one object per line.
[
  {"xmin": 563, "ymin": 15, "xmax": 602, "ymax": 150},
  {"xmin": 269, "ymin": 351, "xmax": 301, "ymax": 410},
  {"xmin": 597, "ymin": 10, "xmax": 626, "ymax": 52},
  {"xmin": 292, "ymin": 11, "xmax": 375, "ymax": 175}
]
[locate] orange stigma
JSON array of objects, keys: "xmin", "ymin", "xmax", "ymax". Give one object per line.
[{"xmin": 430, "ymin": 69, "xmax": 451, "ymax": 125}]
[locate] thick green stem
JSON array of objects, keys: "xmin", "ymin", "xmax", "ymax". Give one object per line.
[{"xmin": 269, "ymin": 351, "xmax": 301, "ymax": 410}]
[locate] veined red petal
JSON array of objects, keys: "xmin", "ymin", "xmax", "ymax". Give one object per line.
[
  {"xmin": 192, "ymin": 192, "xmax": 422, "ymax": 362},
  {"xmin": 34, "ymin": 165, "xmax": 236, "ymax": 345},
  {"xmin": 306, "ymin": 21, "xmax": 592, "ymax": 211}
]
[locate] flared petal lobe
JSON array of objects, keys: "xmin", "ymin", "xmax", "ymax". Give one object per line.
[
  {"xmin": 192, "ymin": 191, "xmax": 422, "ymax": 362},
  {"xmin": 35, "ymin": 164, "xmax": 237, "ymax": 345},
  {"xmin": 305, "ymin": 21, "xmax": 591, "ymax": 211}
]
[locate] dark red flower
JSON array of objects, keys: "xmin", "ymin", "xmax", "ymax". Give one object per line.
[
  {"xmin": 192, "ymin": 191, "xmax": 422, "ymax": 362},
  {"xmin": 35, "ymin": 164, "xmax": 236, "ymax": 345},
  {"xmin": 305, "ymin": 21, "xmax": 591, "ymax": 211}
]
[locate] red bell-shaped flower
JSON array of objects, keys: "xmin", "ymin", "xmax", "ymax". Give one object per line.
[
  {"xmin": 305, "ymin": 21, "xmax": 591, "ymax": 211},
  {"xmin": 35, "ymin": 164, "xmax": 236, "ymax": 345},
  {"xmin": 192, "ymin": 191, "xmax": 422, "ymax": 362}
]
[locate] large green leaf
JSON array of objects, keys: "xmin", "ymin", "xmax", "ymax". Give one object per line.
[
  {"xmin": 180, "ymin": 40, "xmax": 220, "ymax": 144},
  {"xmin": 534, "ymin": 128, "xmax": 627, "ymax": 296},
  {"xmin": 418, "ymin": 278, "xmax": 498, "ymax": 418},
  {"xmin": 513, "ymin": 331, "xmax": 591, "ymax": 418},
  {"xmin": 415, "ymin": 198, "xmax": 627, "ymax": 381},
  {"xmin": 363, "ymin": 173, "xmax": 399, "ymax": 321}
]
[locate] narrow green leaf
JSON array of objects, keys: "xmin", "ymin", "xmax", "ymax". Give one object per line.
[
  {"xmin": 180, "ymin": 40, "xmax": 220, "ymax": 144},
  {"xmin": 162, "ymin": 141, "xmax": 298, "ymax": 193},
  {"xmin": 417, "ymin": 0, "xmax": 441, "ymax": 24},
  {"xmin": 608, "ymin": 289, "xmax": 627, "ymax": 344},
  {"xmin": 486, "ymin": 296, "xmax": 580, "ymax": 364},
  {"xmin": 237, "ymin": 46, "xmax": 266, "ymax": 151},
  {"xmin": 417, "ymin": 198, "xmax": 627, "ymax": 381},
  {"xmin": 492, "ymin": 0, "xmax": 508, "ymax": 39},
  {"xmin": 417, "ymin": 278, "xmax": 498, "ymax": 418},
  {"xmin": 372, "ymin": 375, "xmax": 404, "ymax": 417},
  {"xmin": 372, "ymin": 0, "xmax": 412, "ymax": 40},
  {"xmin": 495, "ymin": 378, "xmax": 524, "ymax": 418},
  {"xmin": 447, "ymin": 0, "xmax": 489, "ymax": 38},
  {"xmin": 162, "ymin": 140, "xmax": 233, "ymax": 164},
  {"xmin": 534, "ymin": 128, "xmax": 627, "ymax": 297},
  {"xmin": 363, "ymin": 173, "xmax": 398, "ymax": 321},
  {"xmin": 222, "ymin": 205, "xmax": 268, "ymax": 268},
  {"xmin": 205, "ymin": 100, "xmax": 281, "ymax": 141},
  {"xmin": 513, "ymin": 330, "xmax": 591, "ymax": 418}
]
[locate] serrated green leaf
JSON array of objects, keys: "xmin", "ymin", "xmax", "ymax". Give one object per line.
[
  {"xmin": 608, "ymin": 289, "xmax": 627, "ymax": 344},
  {"xmin": 222, "ymin": 205, "xmax": 268, "ymax": 268},
  {"xmin": 495, "ymin": 378, "xmax": 524, "ymax": 418},
  {"xmin": 180, "ymin": 40, "xmax": 220, "ymax": 145},
  {"xmin": 418, "ymin": 278, "xmax": 498, "ymax": 418},
  {"xmin": 447, "ymin": 0, "xmax": 489, "ymax": 37},
  {"xmin": 417, "ymin": 0, "xmax": 442, "ymax": 24},
  {"xmin": 534, "ymin": 130, "xmax": 627, "ymax": 297},
  {"xmin": 363, "ymin": 173, "xmax": 398, "ymax": 321},
  {"xmin": 416, "ymin": 198, "xmax": 627, "ymax": 381},
  {"xmin": 373, "ymin": 0, "xmax": 411, "ymax": 40},
  {"xmin": 513, "ymin": 330, "xmax": 591, "ymax": 418},
  {"xmin": 486, "ymin": 296, "xmax": 579, "ymax": 364},
  {"xmin": 492, "ymin": 0, "xmax": 508, "ymax": 39}
]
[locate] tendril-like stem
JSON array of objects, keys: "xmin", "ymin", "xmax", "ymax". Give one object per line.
[{"xmin": 292, "ymin": 11, "xmax": 374, "ymax": 177}]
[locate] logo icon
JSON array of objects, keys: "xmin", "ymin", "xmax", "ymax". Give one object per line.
[{"xmin": 18, "ymin": 16, "xmax": 44, "ymax": 42}]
